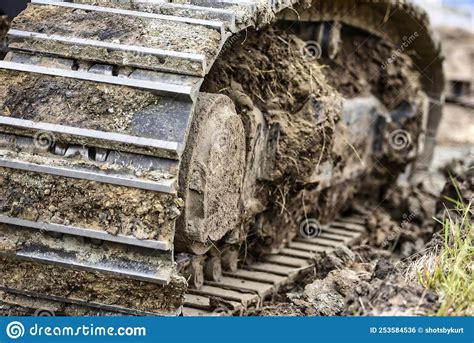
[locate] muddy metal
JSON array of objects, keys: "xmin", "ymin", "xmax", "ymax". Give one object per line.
[{"xmin": 0, "ymin": 0, "xmax": 444, "ymax": 316}]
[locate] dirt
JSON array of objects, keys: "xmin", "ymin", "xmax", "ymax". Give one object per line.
[
  {"xmin": 361, "ymin": 184, "xmax": 438, "ymax": 258},
  {"xmin": 0, "ymin": 222, "xmax": 173, "ymax": 270},
  {"xmin": 320, "ymin": 26, "xmax": 421, "ymax": 111},
  {"xmin": 0, "ymin": 219, "xmax": 182, "ymax": 315},
  {"xmin": 0, "ymin": 148, "xmax": 176, "ymax": 183},
  {"xmin": 253, "ymin": 155, "xmax": 473, "ymax": 316},
  {"xmin": 204, "ymin": 28, "xmax": 341, "ymax": 183},
  {"xmin": 13, "ymin": 4, "xmax": 218, "ymax": 57},
  {"xmin": 0, "ymin": 68, "xmax": 189, "ymax": 158},
  {"xmin": 203, "ymin": 25, "xmax": 422, "ymax": 255},
  {"xmin": 1, "ymin": 257, "xmax": 186, "ymax": 314},
  {"xmin": 11, "ymin": 4, "xmax": 221, "ymax": 75},
  {"xmin": 254, "ymin": 246, "xmax": 439, "ymax": 316},
  {"xmin": 0, "ymin": 15, "xmax": 9, "ymax": 61},
  {"xmin": 321, "ymin": 26, "xmax": 424, "ymax": 190},
  {"xmin": 203, "ymin": 27, "xmax": 344, "ymax": 254},
  {"xmin": 0, "ymin": 70, "xmax": 162, "ymax": 135},
  {"xmin": 0, "ymin": 167, "xmax": 181, "ymax": 241},
  {"xmin": 74, "ymin": 1, "xmax": 248, "ymax": 28}
]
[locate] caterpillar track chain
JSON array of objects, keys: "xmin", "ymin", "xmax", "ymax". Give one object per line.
[{"xmin": 0, "ymin": 0, "xmax": 444, "ymax": 316}]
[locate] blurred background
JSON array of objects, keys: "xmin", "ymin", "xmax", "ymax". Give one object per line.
[
  {"xmin": 413, "ymin": 0, "xmax": 473, "ymax": 171},
  {"xmin": 414, "ymin": 0, "xmax": 474, "ymax": 181}
]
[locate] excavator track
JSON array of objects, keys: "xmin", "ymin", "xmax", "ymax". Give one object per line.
[
  {"xmin": 2, "ymin": 211, "xmax": 368, "ymax": 316},
  {"xmin": 182, "ymin": 212, "xmax": 368, "ymax": 316},
  {"xmin": 0, "ymin": 0, "xmax": 444, "ymax": 316}
]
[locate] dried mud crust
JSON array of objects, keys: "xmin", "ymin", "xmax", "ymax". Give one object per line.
[
  {"xmin": 0, "ymin": 257, "xmax": 186, "ymax": 314},
  {"xmin": 12, "ymin": 5, "xmax": 221, "ymax": 60},
  {"xmin": 0, "ymin": 167, "xmax": 182, "ymax": 241},
  {"xmin": 176, "ymin": 94, "xmax": 246, "ymax": 252},
  {"xmin": 0, "ymin": 70, "xmax": 163, "ymax": 136}
]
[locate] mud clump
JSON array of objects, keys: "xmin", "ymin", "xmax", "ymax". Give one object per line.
[
  {"xmin": 344, "ymin": 266, "xmax": 439, "ymax": 316},
  {"xmin": 323, "ymin": 25, "xmax": 423, "ymax": 187},
  {"xmin": 204, "ymin": 28, "xmax": 341, "ymax": 183},
  {"xmin": 363, "ymin": 183, "xmax": 438, "ymax": 258},
  {"xmin": 256, "ymin": 247, "xmax": 438, "ymax": 316},
  {"xmin": 298, "ymin": 268, "xmax": 359, "ymax": 316},
  {"xmin": 366, "ymin": 208, "xmax": 427, "ymax": 258},
  {"xmin": 204, "ymin": 28, "xmax": 344, "ymax": 253},
  {"xmin": 321, "ymin": 26, "xmax": 421, "ymax": 111},
  {"xmin": 0, "ymin": 15, "xmax": 9, "ymax": 55},
  {"xmin": 314, "ymin": 245, "xmax": 357, "ymax": 277}
]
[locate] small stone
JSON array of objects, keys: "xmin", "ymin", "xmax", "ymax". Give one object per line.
[
  {"xmin": 303, "ymin": 279, "xmax": 345, "ymax": 316},
  {"xmin": 373, "ymin": 258, "xmax": 397, "ymax": 280}
]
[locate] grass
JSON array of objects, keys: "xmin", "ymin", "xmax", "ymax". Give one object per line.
[{"xmin": 411, "ymin": 177, "xmax": 473, "ymax": 315}]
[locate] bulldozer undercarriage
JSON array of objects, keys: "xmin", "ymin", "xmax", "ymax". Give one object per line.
[{"xmin": 0, "ymin": 0, "xmax": 444, "ymax": 316}]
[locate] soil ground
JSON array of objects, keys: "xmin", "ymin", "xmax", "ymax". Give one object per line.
[{"xmin": 251, "ymin": 152, "xmax": 472, "ymax": 316}]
